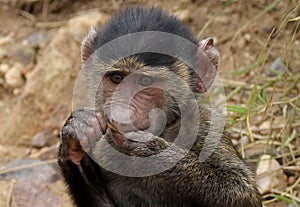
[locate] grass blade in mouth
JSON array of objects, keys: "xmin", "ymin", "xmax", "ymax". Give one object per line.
[{"xmin": 107, "ymin": 122, "xmax": 124, "ymax": 134}]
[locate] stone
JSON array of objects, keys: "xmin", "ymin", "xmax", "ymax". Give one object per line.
[
  {"xmin": 256, "ymin": 155, "xmax": 287, "ymax": 194},
  {"xmin": 0, "ymin": 11, "xmax": 109, "ymax": 146},
  {"xmin": 23, "ymin": 31, "xmax": 49, "ymax": 49},
  {"xmin": 0, "ymin": 63, "xmax": 9, "ymax": 74},
  {"xmin": 266, "ymin": 57, "xmax": 290, "ymax": 77},
  {"xmin": 10, "ymin": 45, "xmax": 36, "ymax": 65},
  {"xmin": 4, "ymin": 63, "xmax": 24, "ymax": 88},
  {"xmin": 31, "ymin": 131, "xmax": 58, "ymax": 148},
  {"xmin": 67, "ymin": 11, "xmax": 109, "ymax": 42},
  {"xmin": 0, "ymin": 158, "xmax": 71, "ymax": 207}
]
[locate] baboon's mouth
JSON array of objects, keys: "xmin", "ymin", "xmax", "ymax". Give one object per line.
[{"xmin": 107, "ymin": 119, "xmax": 150, "ymax": 134}]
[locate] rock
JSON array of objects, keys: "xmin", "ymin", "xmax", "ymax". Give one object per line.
[
  {"xmin": 262, "ymin": 26, "xmax": 274, "ymax": 34},
  {"xmin": 266, "ymin": 57, "xmax": 290, "ymax": 77},
  {"xmin": 256, "ymin": 155, "xmax": 287, "ymax": 194},
  {"xmin": 31, "ymin": 131, "xmax": 58, "ymax": 148},
  {"xmin": 288, "ymin": 176, "xmax": 296, "ymax": 185},
  {"xmin": 4, "ymin": 63, "xmax": 24, "ymax": 87},
  {"xmin": 231, "ymin": 139, "xmax": 239, "ymax": 146},
  {"xmin": 30, "ymin": 144, "xmax": 58, "ymax": 160},
  {"xmin": 67, "ymin": 11, "xmax": 109, "ymax": 42},
  {"xmin": 257, "ymin": 120, "xmax": 271, "ymax": 135},
  {"xmin": 13, "ymin": 88, "xmax": 21, "ymax": 95},
  {"xmin": 0, "ymin": 158, "xmax": 58, "ymax": 181},
  {"xmin": 0, "ymin": 158, "xmax": 71, "ymax": 207},
  {"xmin": 0, "ymin": 63, "xmax": 9, "ymax": 74},
  {"xmin": 23, "ymin": 31, "xmax": 49, "ymax": 49},
  {"xmin": 240, "ymin": 135, "xmax": 249, "ymax": 145},
  {"xmin": 10, "ymin": 44, "xmax": 37, "ymax": 65},
  {"xmin": 244, "ymin": 143, "xmax": 267, "ymax": 160},
  {"xmin": 257, "ymin": 116, "xmax": 286, "ymax": 134},
  {"xmin": 244, "ymin": 33, "xmax": 252, "ymax": 42},
  {"xmin": 0, "ymin": 11, "xmax": 109, "ymax": 146}
]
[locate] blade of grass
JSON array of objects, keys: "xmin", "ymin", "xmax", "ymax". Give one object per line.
[
  {"xmin": 227, "ymin": 105, "xmax": 249, "ymax": 115},
  {"xmin": 246, "ymin": 84, "xmax": 259, "ymax": 142},
  {"xmin": 225, "ymin": 86, "xmax": 243, "ymax": 102},
  {"xmin": 271, "ymin": 194, "xmax": 293, "ymax": 204},
  {"xmin": 278, "ymin": 129, "xmax": 297, "ymax": 151},
  {"xmin": 233, "ymin": 56, "xmax": 266, "ymax": 76}
]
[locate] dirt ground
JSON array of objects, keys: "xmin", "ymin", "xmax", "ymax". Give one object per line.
[{"xmin": 0, "ymin": 0, "xmax": 299, "ymax": 207}]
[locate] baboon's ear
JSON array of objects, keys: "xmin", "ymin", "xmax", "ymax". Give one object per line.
[
  {"xmin": 81, "ymin": 27, "xmax": 97, "ymax": 63},
  {"xmin": 192, "ymin": 37, "xmax": 219, "ymax": 93}
]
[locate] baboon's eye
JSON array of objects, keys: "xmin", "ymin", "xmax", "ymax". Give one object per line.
[
  {"xmin": 138, "ymin": 75, "xmax": 154, "ymax": 87},
  {"xmin": 109, "ymin": 72, "xmax": 124, "ymax": 84}
]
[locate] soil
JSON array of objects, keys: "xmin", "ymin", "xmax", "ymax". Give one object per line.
[{"xmin": 0, "ymin": 0, "xmax": 299, "ymax": 206}]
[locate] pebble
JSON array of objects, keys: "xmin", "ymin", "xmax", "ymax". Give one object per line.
[
  {"xmin": 4, "ymin": 63, "xmax": 24, "ymax": 87},
  {"xmin": 0, "ymin": 63, "xmax": 9, "ymax": 74},
  {"xmin": 23, "ymin": 31, "xmax": 49, "ymax": 49},
  {"xmin": 231, "ymin": 139, "xmax": 239, "ymax": 146},
  {"xmin": 262, "ymin": 26, "xmax": 274, "ymax": 34},
  {"xmin": 258, "ymin": 120, "xmax": 271, "ymax": 135},
  {"xmin": 13, "ymin": 88, "xmax": 21, "ymax": 95},
  {"xmin": 0, "ymin": 158, "xmax": 58, "ymax": 181},
  {"xmin": 240, "ymin": 136, "xmax": 249, "ymax": 145},
  {"xmin": 31, "ymin": 131, "xmax": 58, "ymax": 148},
  {"xmin": 288, "ymin": 176, "xmax": 296, "ymax": 185},
  {"xmin": 256, "ymin": 154, "xmax": 287, "ymax": 194},
  {"xmin": 266, "ymin": 57, "xmax": 290, "ymax": 77},
  {"xmin": 10, "ymin": 45, "xmax": 36, "ymax": 65},
  {"xmin": 67, "ymin": 11, "xmax": 109, "ymax": 42},
  {"xmin": 244, "ymin": 33, "xmax": 252, "ymax": 42},
  {"xmin": 0, "ymin": 158, "xmax": 67, "ymax": 207}
]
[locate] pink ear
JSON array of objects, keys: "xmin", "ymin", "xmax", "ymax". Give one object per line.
[
  {"xmin": 193, "ymin": 37, "xmax": 219, "ymax": 93},
  {"xmin": 81, "ymin": 27, "xmax": 97, "ymax": 63}
]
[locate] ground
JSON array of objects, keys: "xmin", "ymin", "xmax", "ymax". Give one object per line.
[{"xmin": 0, "ymin": 0, "xmax": 299, "ymax": 207}]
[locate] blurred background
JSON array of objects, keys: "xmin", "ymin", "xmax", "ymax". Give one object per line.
[{"xmin": 0, "ymin": 0, "xmax": 299, "ymax": 206}]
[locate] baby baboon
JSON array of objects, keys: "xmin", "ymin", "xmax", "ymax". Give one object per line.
[{"xmin": 58, "ymin": 7, "xmax": 262, "ymax": 207}]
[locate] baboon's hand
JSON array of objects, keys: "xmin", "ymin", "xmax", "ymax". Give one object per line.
[
  {"xmin": 122, "ymin": 131, "xmax": 170, "ymax": 156},
  {"xmin": 60, "ymin": 108, "xmax": 107, "ymax": 165}
]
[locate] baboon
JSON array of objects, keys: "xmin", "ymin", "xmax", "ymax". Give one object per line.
[{"xmin": 58, "ymin": 7, "xmax": 262, "ymax": 207}]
